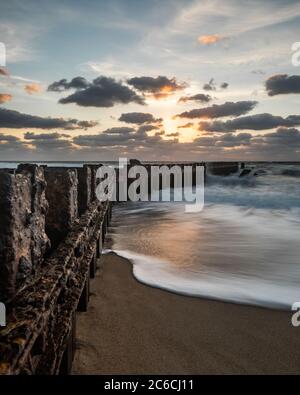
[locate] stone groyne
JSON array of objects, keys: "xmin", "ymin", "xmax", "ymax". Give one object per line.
[{"xmin": 0, "ymin": 164, "xmax": 111, "ymax": 374}]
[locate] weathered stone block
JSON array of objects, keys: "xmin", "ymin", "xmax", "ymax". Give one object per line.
[
  {"xmin": 0, "ymin": 165, "xmax": 49, "ymax": 302},
  {"xmin": 44, "ymin": 167, "xmax": 78, "ymax": 249}
]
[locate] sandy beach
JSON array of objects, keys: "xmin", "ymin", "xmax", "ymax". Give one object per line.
[{"xmin": 72, "ymin": 252, "xmax": 300, "ymax": 375}]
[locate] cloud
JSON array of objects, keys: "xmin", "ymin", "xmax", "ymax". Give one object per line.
[
  {"xmin": 24, "ymin": 132, "xmax": 70, "ymax": 140},
  {"xmin": 0, "ymin": 68, "xmax": 9, "ymax": 77},
  {"xmin": 119, "ymin": 112, "xmax": 162, "ymax": 125},
  {"xmin": 0, "ymin": 107, "xmax": 97, "ymax": 129},
  {"xmin": 127, "ymin": 75, "xmax": 187, "ymax": 99},
  {"xmin": 0, "ymin": 94, "xmax": 12, "ymax": 104},
  {"xmin": 53, "ymin": 76, "xmax": 145, "ymax": 107},
  {"xmin": 203, "ymin": 79, "xmax": 228, "ymax": 91},
  {"xmin": 73, "ymin": 125, "xmax": 177, "ymax": 151},
  {"xmin": 178, "ymin": 122, "xmax": 194, "ymax": 129},
  {"xmin": 198, "ymin": 34, "xmax": 227, "ymax": 45},
  {"xmin": 24, "ymin": 132, "xmax": 72, "ymax": 150},
  {"xmin": 194, "ymin": 132, "xmax": 252, "ymax": 148},
  {"xmin": 166, "ymin": 132, "xmax": 180, "ymax": 137},
  {"xmin": 251, "ymin": 70, "xmax": 266, "ymax": 75},
  {"xmin": 191, "ymin": 127, "xmax": 300, "ymax": 159},
  {"xmin": 220, "ymin": 82, "xmax": 229, "ymax": 89},
  {"xmin": 265, "ymin": 74, "xmax": 300, "ymax": 96},
  {"xmin": 0, "ymin": 133, "xmax": 28, "ymax": 154},
  {"xmin": 203, "ymin": 78, "xmax": 216, "ymax": 91},
  {"xmin": 260, "ymin": 127, "xmax": 300, "ymax": 146},
  {"xmin": 0, "ymin": 133, "xmax": 19, "ymax": 142},
  {"xmin": 48, "ymin": 77, "xmax": 90, "ymax": 92},
  {"xmin": 137, "ymin": 124, "xmax": 160, "ymax": 133},
  {"xmin": 176, "ymin": 101, "xmax": 257, "ymax": 119},
  {"xmin": 24, "ymin": 83, "xmax": 42, "ymax": 95},
  {"xmin": 178, "ymin": 93, "xmax": 211, "ymax": 103},
  {"xmin": 199, "ymin": 113, "xmax": 300, "ymax": 132},
  {"xmin": 76, "ymin": 120, "xmax": 99, "ymax": 129}
]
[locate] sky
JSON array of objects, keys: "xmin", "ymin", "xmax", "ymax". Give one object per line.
[{"xmin": 0, "ymin": 0, "xmax": 300, "ymax": 161}]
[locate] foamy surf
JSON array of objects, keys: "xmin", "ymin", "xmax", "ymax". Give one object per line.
[
  {"xmin": 106, "ymin": 249, "xmax": 298, "ymax": 310},
  {"xmin": 107, "ymin": 163, "xmax": 300, "ymax": 311}
]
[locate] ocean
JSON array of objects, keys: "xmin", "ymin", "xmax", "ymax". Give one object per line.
[{"xmin": 108, "ymin": 163, "xmax": 300, "ymax": 310}]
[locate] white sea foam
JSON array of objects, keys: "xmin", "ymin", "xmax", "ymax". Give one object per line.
[{"xmin": 111, "ymin": 249, "xmax": 299, "ymax": 310}]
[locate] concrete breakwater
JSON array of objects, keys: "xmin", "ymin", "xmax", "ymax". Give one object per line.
[{"xmin": 0, "ymin": 161, "xmax": 239, "ymax": 375}]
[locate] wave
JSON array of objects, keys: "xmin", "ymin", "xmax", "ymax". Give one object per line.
[{"xmin": 108, "ymin": 249, "xmax": 299, "ymax": 310}]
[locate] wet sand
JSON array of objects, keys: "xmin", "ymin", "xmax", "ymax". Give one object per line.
[{"xmin": 72, "ymin": 253, "xmax": 300, "ymax": 375}]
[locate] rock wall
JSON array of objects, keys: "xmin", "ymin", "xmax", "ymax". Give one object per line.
[
  {"xmin": 0, "ymin": 165, "xmax": 49, "ymax": 302},
  {"xmin": 0, "ymin": 163, "xmax": 111, "ymax": 375}
]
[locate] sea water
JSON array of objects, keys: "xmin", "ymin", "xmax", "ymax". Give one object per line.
[{"xmin": 109, "ymin": 163, "xmax": 300, "ymax": 310}]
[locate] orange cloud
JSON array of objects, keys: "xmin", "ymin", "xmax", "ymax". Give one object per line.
[
  {"xmin": 0, "ymin": 94, "xmax": 12, "ymax": 104},
  {"xmin": 198, "ymin": 34, "xmax": 226, "ymax": 45},
  {"xmin": 25, "ymin": 83, "xmax": 42, "ymax": 95}
]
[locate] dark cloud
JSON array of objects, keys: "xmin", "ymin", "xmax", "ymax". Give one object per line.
[
  {"xmin": 220, "ymin": 82, "xmax": 229, "ymax": 89},
  {"xmin": 178, "ymin": 94, "xmax": 211, "ymax": 103},
  {"xmin": 199, "ymin": 113, "xmax": 300, "ymax": 132},
  {"xmin": 73, "ymin": 127, "xmax": 136, "ymax": 147},
  {"xmin": 127, "ymin": 75, "xmax": 186, "ymax": 99},
  {"xmin": 265, "ymin": 74, "xmax": 300, "ymax": 96},
  {"xmin": 155, "ymin": 130, "xmax": 165, "ymax": 136},
  {"xmin": 166, "ymin": 132, "xmax": 180, "ymax": 137},
  {"xmin": 48, "ymin": 77, "xmax": 90, "ymax": 92},
  {"xmin": 137, "ymin": 124, "xmax": 160, "ymax": 133},
  {"xmin": 0, "ymin": 133, "xmax": 19, "ymax": 142},
  {"xmin": 176, "ymin": 101, "xmax": 257, "ymax": 119},
  {"xmin": 261, "ymin": 127, "xmax": 300, "ymax": 146},
  {"xmin": 76, "ymin": 120, "xmax": 98, "ymax": 129},
  {"xmin": 0, "ymin": 133, "xmax": 29, "ymax": 154},
  {"xmin": 24, "ymin": 132, "xmax": 70, "ymax": 140},
  {"xmin": 30, "ymin": 139, "xmax": 73, "ymax": 150},
  {"xmin": 178, "ymin": 122, "xmax": 194, "ymax": 129},
  {"xmin": 119, "ymin": 112, "xmax": 162, "ymax": 125},
  {"xmin": 251, "ymin": 70, "xmax": 266, "ymax": 75},
  {"xmin": 0, "ymin": 108, "xmax": 97, "ymax": 129},
  {"xmin": 194, "ymin": 133, "xmax": 252, "ymax": 148},
  {"xmin": 23, "ymin": 132, "xmax": 73, "ymax": 150},
  {"xmin": 56, "ymin": 76, "xmax": 145, "ymax": 107},
  {"xmin": 73, "ymin": 125, "xmax": 177, "ymax": 150},
  {"xmin": 203, "ymin": 78, "xmax": 216, "ymax": 91}
]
